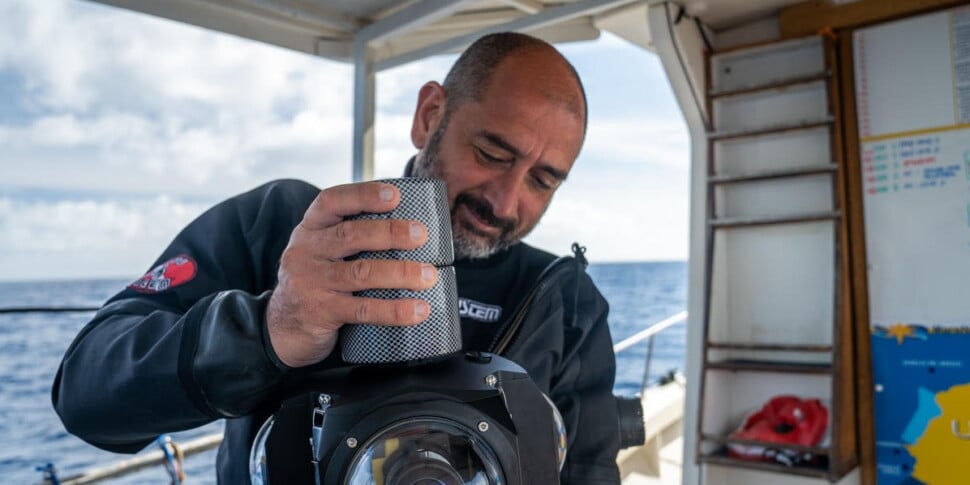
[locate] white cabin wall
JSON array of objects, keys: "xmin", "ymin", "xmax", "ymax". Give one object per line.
[
  {"xmin": 646, "ymin": 3, "xmax": 709, "ymax": 485},
  {"xmin": 647, "ymin": 2, "xmax": 711, "ymax": 130}
]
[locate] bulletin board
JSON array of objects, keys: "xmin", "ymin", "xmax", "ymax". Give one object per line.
[{"xmin": 855, "ymin": 5, "xmax": 970, "ymax": 484}]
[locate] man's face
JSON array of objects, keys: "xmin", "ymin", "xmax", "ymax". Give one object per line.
[{"xmin": 412, "ymin": 51, "xmax": 585, "ymax": 259}]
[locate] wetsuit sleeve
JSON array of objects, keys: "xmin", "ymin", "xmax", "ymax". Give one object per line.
[
  {"xmin": 52, "ymin": 179, "xmax": 319, "ymax": 453},
  {"xmin": 556, "ymin": 272, "xmax": 622, "ymax": 484}
]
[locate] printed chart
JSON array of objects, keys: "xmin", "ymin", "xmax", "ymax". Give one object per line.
[{"xmin": 855, "ymin": 6, "xmax": 970, "ymax": 484}]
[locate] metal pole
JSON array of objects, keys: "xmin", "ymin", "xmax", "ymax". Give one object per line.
[
  {"xmin": 613, "ymin": 310, "xmax": 687, "ymax": 354},
  {"xmin": 352, "ymin": 39, "xmax": 375, "ymax": 182},
  {"xmin": 641, "ymin": 335, "xmax": 656, "ymax": 394},
  {"xmin": 36, "ymin": 434, "xmax": 223, "ymax": 485},
  {"xmin": 0, "ymin": 307, "xmax": 99, "ymax": 314}
]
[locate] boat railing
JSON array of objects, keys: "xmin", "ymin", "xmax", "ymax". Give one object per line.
[
  {"xmin": 0, "ymin": 306, "xmax": 101, "ymax": 314},
  {"xmin": 613, "ymin": 310, "xmax": 688, "ymax": 394}
]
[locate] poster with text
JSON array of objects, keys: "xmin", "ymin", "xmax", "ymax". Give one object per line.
[{"xmin": 856, "ymin": 5, "xmax": 970, "ymax": 484}]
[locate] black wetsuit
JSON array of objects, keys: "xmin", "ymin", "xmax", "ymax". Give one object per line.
[{"xmin": 53, "ymin": 179, "xmax": 621, "ymax": 484}]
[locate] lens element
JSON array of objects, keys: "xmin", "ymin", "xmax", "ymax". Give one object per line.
[{"xmin": 344, "ymin": 417, "xmax": 503, "ymax": 485}]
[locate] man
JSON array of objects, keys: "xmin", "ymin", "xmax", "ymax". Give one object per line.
[{"xmin": 54, "ymin": 32, "xmax": 620, "ymax": 483}]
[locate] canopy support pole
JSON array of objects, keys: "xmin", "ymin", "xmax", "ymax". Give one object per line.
[{"xmin": 351, "ymin": 39, "xmax": 375, "ymax": 182}]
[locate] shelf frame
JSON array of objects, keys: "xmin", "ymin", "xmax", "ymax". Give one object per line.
[
  {"xmin": 707, "ymin": 342, "xmax": 833, "ymax": 352},
  {"xmin": 709, "ymin": 210, "xmax": 841, "ymax": 229},
  {"xmin": 709, "ymin": 71, "xmax": 831, "ymax": 99},
  {"xmin": 705, "ymin": 359, "xmax": 833, "ymax": 374},
  {"xmin": 701, "ymin": 451, "xmax": 833, "ymax": 480},
  {"xmin": 709, "ymin": 163, "xmax": 838, "ymax": 184},
  {"xmin": 708, "ymin": 118, "xmax": 834, "ymax": 142},
  {"xmin": 701, "ymin": 434, "xmax": 831, "ymax": 456},
  {"xmin": 698, "ymin": 34, "xmax": 858, "ymax": 483}
]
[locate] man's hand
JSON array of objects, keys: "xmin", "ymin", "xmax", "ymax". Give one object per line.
[{"xmin": 266, "ymin": 182, "xmax": 439, "ymax": 368}]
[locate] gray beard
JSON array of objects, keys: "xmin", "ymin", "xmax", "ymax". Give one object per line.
[
  {"xmin": 451, "ymin": 224, "xmax": 510, "ymax": 260},
  {"xmin": 412, "ymin": 143, "xmax": 517, "ymax": 260}
]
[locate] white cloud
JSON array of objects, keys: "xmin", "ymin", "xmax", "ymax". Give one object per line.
[
  {"xmin": 528, "ymin": 159, "xmax": 691, "ymax": 262},
  {"xmin": 376, "ymin": 55, "xmax": 454, "ymax": 108},
  {"xmin": 0, "ymin": 1, "xmax": 354, "ymax": 115},
  {"xmin": 0, "ymin": 1, "xmax": 691, "ymax": 280},
  {"xmin": 0, "ymin": 0, "xmax": 357, "ymax": 198},
  {"xmin": 583, "ymin": 118, "xmax": 690, "ymax": 169},
  {"xmin": 0, "ymin": 195, "xmax": 208, "ymax": 280},
  {"xmin": 373, "ymin": 112, "xmax": 420, "ymax": 178},
  {"xmin": 0, "ymin": 108, "xmax": 354, "ymax": 194}
]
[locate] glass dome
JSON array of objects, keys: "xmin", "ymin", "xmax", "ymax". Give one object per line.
[{"xmin": 344, "ymin": 417, "xmax": 504, "ymax": 485}]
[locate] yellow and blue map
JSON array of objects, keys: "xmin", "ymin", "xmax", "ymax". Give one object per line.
[{"xmin": 873, "ymin": 323, "xmax": 970, "ymax": 485}]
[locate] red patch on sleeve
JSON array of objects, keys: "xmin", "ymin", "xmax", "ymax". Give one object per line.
[{"xmin": 129, "ymin": 255, "xmax": 198, "ymax": 293}]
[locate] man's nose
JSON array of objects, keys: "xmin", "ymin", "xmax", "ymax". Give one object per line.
[{"xmin": 485, "ymin": 170, "xmax": 525, "ymax": 220}]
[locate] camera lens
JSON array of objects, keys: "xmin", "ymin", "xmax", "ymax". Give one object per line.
[
  {"xmin": 385, "ymin": 452, "xmax": 464, "ymax": 485},
  {"xmin": 343, "ymin": 418, "xmax": 502, "ymax": 485}
]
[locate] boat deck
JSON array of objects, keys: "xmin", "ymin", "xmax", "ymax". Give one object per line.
[{"xmin": 623, "ymin": 437, "xmax": 683, "ymax": 485}]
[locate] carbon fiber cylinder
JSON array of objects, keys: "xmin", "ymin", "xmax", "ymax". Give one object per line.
[
  {"xmin": 342, "ymin": 266, "xmax": 461, "ymax": 364},
  {"xmin": 348, "ymin": 178, "xmax": 454, "ymax": 266},
  {"xmin": 341, "ymin": 177, "xmax": 461, "ymax": 365}
]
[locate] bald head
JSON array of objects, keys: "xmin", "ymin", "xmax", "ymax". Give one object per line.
[{"xmin": 442, "ymin": 32, "xmax": 588, "ymax": 136}]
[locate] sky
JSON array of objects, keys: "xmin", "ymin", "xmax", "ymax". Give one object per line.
[{"xmin": 0, "ymin": 0, "xmax": 690, "ymax": 281}]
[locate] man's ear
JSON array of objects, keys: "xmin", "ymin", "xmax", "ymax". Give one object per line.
[{"xmin": 411, "ymin": 81, "xmax": 446, "ymax": 150}]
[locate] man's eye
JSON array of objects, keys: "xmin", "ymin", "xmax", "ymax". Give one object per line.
[
  {"xmin": 477, "ymin": 148, "xmax": 506, "ymax": 164},
  {"xmin": 532, "ymin": 175, "xmax": 558, "ymax": 191}
]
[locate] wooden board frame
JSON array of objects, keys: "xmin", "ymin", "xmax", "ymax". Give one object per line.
[
  {"xmin": 779, "ymin": 0, "xmax": 967, "ymax": 39},
  {"xmin": 835, "ymin": 27, "xmax": 876, "ymax": 485}
]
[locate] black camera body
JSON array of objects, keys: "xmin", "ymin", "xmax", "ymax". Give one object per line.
[{"xmin": 253, "ymin": 351, "xmax": 564, "ymax": 485}]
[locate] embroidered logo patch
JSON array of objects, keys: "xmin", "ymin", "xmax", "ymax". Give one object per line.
[
  {"xmin": 458, "ymin": 297, "xmax": 502, "ymax": 323},
  {"xmin": 129, "ymin": 255, "xmax": 197, "ymax": 293}
]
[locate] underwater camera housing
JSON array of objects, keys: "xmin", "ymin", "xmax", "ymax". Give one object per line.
[
  {"xmin": 250, "ymin": 178, "xmax": 567, "ymax": 484},
  {"xmin": 250, "ymin": 351, "xmax": 566, "ymax": 484}
]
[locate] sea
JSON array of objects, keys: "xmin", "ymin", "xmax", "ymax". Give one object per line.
[{"xmin": 0, "ymin": 261, "xmax": 686, "ymax": 484}]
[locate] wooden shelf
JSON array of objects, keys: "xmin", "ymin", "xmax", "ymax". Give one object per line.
[
  {"xmin": 707, "ymin": 342, "xmax": 833, "ymax": 352},
  {"xmin": 709, "ymin": 72, "xmax": 830, "ymax": 99},
  {"xmin": 708, "ymin": 164, "xmax": 838, "ymax": 184},
  {"xmin": 701, "ymin": 449, "xmax": 832, "ymax": 479},
  {"xmin": 701, "ymin": 434, "xmax": 830, "ymax": 456},
  {"xmin": 709, "ymin": 210, "xmax": 841, "ymax": 229},
  {"xmin": 699, "ymin": 33, "xmax": 858, "ymax": 483},
  {"xmin": 708, "ymin": 118, "xmax": 833, "ymax": 142},
  {"xmin": 710, "ymin": 34, "xmax": 822, "ymax": 57},
  {"xmin": 706, "ymin": 359, "xmax": 833, "ymax": 374}
]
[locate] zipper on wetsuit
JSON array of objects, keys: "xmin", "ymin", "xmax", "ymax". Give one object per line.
[
  {"xmin": 487, "ymin": 244, "xmax": 588, "ymax": 356},
  {"xmin": 488, "ymin": 258, "xmax": 572, "ymax": 355}
]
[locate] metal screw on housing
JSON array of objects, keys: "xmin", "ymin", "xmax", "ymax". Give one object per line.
[
  {"xmin": 346, "ymin": 437, "xmax": 358, "ymax": 448},
  {"xmin": 484, "ymin": 374, "xmax": 497, "ymax": 387},
  {"xmin": 478, "ymin": 421, "xmax": 489, "ymax": 432}
]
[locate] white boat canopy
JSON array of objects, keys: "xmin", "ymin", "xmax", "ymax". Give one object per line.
[{"xmin": 88, "ymin": 0, "xmax": 800, "ymax": 182}]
